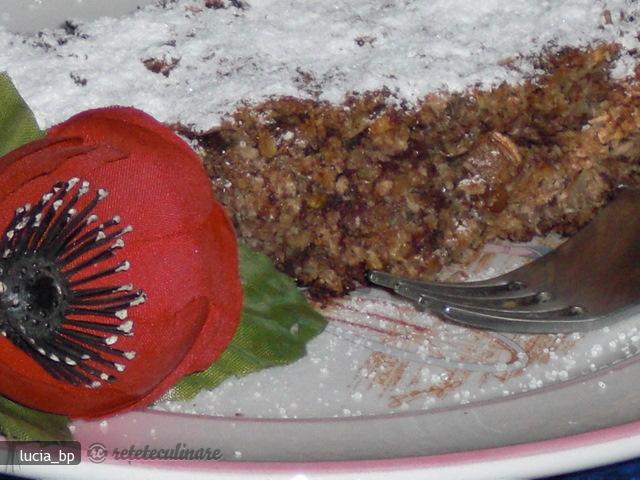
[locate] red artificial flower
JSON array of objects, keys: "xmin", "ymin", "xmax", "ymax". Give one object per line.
[{"xmin": 0, "ymin": 107, "xmax": 243, "ymax": 418}]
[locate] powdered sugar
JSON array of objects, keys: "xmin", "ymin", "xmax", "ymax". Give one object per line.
[
  {"xmin": 0, "ymin": 0, "xmax": 638, "ymax": 131},
  {"xmin": 151, "ymin": 239, "xmax": 640, "ymax": 419},
  {"xmin": 2, "ymin": 0, "xmax": 640, "ymax": 420}
]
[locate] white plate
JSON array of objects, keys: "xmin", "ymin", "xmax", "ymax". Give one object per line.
[
  {"xmin": 0, "ymin": 0, "xmax": 157, "ymax": 33},
  {"xmin": 14, "ymin": 239, "xmax": 640, "ymax": 479},
  {"xmin": 3, "ymin": 2, "xmax": 640, "ymax": 478}
]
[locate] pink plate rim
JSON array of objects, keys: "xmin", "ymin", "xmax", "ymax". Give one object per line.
[
  {"xmin": 93, "ymin": 414, "xmax": 640, "ymax": 474},
  {"xmin": 80, "ymin": 327, "xmax": 640, "ymax": 474}
]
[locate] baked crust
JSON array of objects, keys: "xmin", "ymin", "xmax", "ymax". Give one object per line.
[{"xmin": 186, "ymin": 44, "xmax": 640, "ymax": 297}]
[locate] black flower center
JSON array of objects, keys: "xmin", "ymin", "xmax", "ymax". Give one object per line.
[
  {"xmin": 0, "ymin": 178, "xmax": 145, "ymax": 388},
  {"xmin": 1, "ymin": 256, "xmax": 67, "ymax": 340},
  {"xmin": 28, "ymin": 275, "xmax": 60, "ymax": 315}
]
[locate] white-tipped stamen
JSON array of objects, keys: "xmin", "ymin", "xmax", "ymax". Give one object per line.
[
  {"xmin": 16, "ymin": 218, "xmax": 29, "ymax": 230},
  {"xmin": 79, "ymin": 181, "xmax": 90, "ymax": 195},
  {"xmin": 111, "ymin": 239, "xmax": 125, "ymax": 250},
  {"xmin": 116, "ymin": 261, "xmax": 130, "ymax": 272},
  {"xmin": 130, "ymin": 294, "xmax": 146, "ymax": 306},
  {"xmin": 118, "ymin": 320, "xmax": 133, "ymax": 333},
  {"xmin": 66, "ymin": 178, "xmax": 80, "ymax": 190}
]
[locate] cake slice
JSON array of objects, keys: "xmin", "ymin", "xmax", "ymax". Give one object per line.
[{"xmin": 189, "ymin": 44, "xmax": 640, "ymax": 296}]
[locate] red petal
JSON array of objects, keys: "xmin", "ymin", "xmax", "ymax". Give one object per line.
[
  {"xmin": 46, "ymin": 107, "xmax": 216, "ymax": 241},
  {"xmin": 0, "ymin": 142, "xmax": 127, "ymax": 229},
  {"xmin": 0, "ymin": 107, "xmax": 243, "ymax": 417}
]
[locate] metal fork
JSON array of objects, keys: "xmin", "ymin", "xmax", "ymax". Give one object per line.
[{"xmin": 368, "ymin": 187, "xmax": 640, "ymax": 334}]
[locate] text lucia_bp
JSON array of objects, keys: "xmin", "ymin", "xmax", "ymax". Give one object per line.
[{"xmin": 0, "ymin": 441, "xmax": 80, "ymax": 465}]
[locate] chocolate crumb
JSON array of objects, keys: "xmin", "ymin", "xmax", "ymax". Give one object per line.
[{"xmin": 143, "ymin": 56, "xmax": 181, "ymax": 77}]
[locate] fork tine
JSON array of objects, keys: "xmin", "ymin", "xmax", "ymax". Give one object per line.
[
  {"xmin": 368, "ymin": 271, "xmax": 528, "ymax": 299},
  {"xmin": 437, "ymin": 303, "xmax": 595, "ymax": 333},
  {"xmin": 394, "ymin": 283, "xmax": 548, "ymax": 310},
  {"xmin": 368, "ymin": 271, "xmax": 513, "ymax": 291},
  {"xmin": 371, "ymin": 274, "xmax": 594, "ymax": 333}
]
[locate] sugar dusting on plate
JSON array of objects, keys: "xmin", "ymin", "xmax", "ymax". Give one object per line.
[
  {"xmin": 0, "ymin": 0, "xmax": 638, "ymax": 131},
  {"xmin": 153, "ymin": 239, "xmax": 640, "ymax": 418}
]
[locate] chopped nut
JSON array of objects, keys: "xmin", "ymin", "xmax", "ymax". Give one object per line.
[
  {"xmin": 374, "ymin": 179, "xmax": 393, "ymax": 196},
  {"xmin": 257, "ymin": 131, "xmax": 277, "ymax": 158},
  {"xmin": 335, "ymin": 175, "xmax": 349, "ymax": 195}
]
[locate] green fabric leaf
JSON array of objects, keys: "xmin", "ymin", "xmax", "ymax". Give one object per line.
[
  {"xmin": 0, "ymin": 397, "xmax": 72, "ymax": 441},
  {"xmin": 0, "ymin": 72, "xmax": 45, "ymax": 156},
  {"xmin": 165, "ymin": 244, "xmax": 327, "ymax": 401}
]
